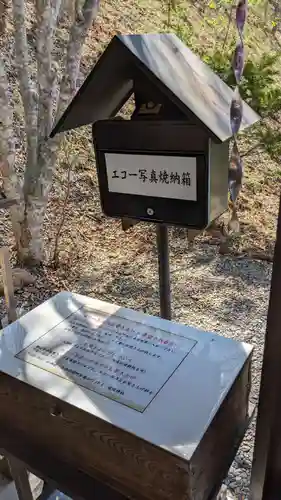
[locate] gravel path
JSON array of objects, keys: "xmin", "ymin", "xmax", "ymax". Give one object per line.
[
  {"xmin": 164, "ymin": 244, "xmax": 270, "ymax": 499},
  {"xmin": 73, "ymin": 237, "xmax": 271, "ymax": 499},
  {"xmin": 0, "ymin": 139, "xmax": 273, "ymax": 499}
]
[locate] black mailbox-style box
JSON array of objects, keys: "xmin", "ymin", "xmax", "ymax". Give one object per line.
[
  {"xmin": 93, "ymin": 120, "xmax": 229, "ymax": 229},
  {"xmin": 51, "ymin": 33, "xmax": 259, "ymax": 229}
]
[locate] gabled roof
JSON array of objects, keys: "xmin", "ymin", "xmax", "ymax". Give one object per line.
[{"xmin": 50, "ymin": 33, "xmax": 260, "ymax": 142}]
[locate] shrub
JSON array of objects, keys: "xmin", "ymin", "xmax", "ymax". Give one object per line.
[
  {"xmin": 204, "ymin": 50, "xmax": 281, "ymax": 116},
  {"xmin": 204, "ymin": 49, "xmax": 281, "ymax": 161}
]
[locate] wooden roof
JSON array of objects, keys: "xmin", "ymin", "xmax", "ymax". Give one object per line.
[{"xmin": 50, "ymin": 33, "xmax": 259, "ymax": 142}]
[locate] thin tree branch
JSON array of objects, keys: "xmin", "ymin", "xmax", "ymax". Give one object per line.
[
  {"xmin": 0, "ymin": 248, "xmax": 18, "ymax": 324},
  {"xmin": 0, "ymin": 198, "xmax": 18, "ymax": 209},
  {"xmin": 240, "ymin": 141, "xmax": 264, "ymax": 158},
  {"xmin": 56, "ymin": 0, "xmax": 100, "ymax": 121},
  {"xmin": 222, "ymin": 0, "xmax": 235, "ymax": 50},
  {"xmin": 36, "ymin": 0, "xmax": 61, "ymax": 143}
]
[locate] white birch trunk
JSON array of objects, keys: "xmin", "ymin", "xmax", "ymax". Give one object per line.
[
  {"xmin": 12, "ymin": 0, "xmax": 43, "ymax": 263},
  {"xmin": 4, "ymin": 0, "xmax": 99, "ymax": 265},
  {"xmin": 12, "ymin": 0, "xmax": 38, "ymax": 180},
  {"xmin": 0, "ymin": 57, "xmax": 24, "ymax": 255},
  {"xmin": 22, "ymin": 0, "xmax": 100, "ymax": 203}
]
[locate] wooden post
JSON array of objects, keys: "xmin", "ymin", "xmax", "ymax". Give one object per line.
[
  {"xmin": 0, "ymin": 247, "xmax": 17, "ymax": 324},
  {"xmin": 7, "ymin": 457, "xmax": 34, "ymax": 500},
  {"xmin": 156, "ymin": 224, "xmax": 171, "ymax": 320},
  {"xmin": 0, "ymin": 197, "xmax": 18, "ymax": 323},
  {"xmin": 0, "ymin": 246, "xmax": 36, "ymax": 499},
  {"xmin": 250, "ymin": 191, "xmax": 281, "ymax": 500}
]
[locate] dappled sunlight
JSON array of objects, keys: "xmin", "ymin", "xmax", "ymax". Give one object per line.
[{"xmin": 0, "ymin": 291, "xmax": 252, "ymax": 460}]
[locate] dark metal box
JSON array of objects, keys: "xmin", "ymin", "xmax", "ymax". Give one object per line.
[
  {"xmin": 93, "ymin": 120, "xmax": 229, "ymax": 229},
  {"xmin": 50, "ymin": 33, "xmax": 259, "ymax": 229}
]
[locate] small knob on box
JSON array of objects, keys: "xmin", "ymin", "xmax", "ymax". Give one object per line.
[{"xmin": 50, "ymin": 405, "xmax": 63, "ymax": 418}]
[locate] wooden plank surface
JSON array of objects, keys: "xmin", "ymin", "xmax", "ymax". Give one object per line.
[
  {"xmin": 50, "ymin": 34, "xmax": 259, "ymax": 142},
  {"xmin": 0, "ymin": 427, "xmax": 130, "ymax": 500},
  {"xmin": 190, "ymin": 359, "xmax": 252, "ymax": 500},
  {"xmin": 0, "ymin": 372, "xmax": 190, "ymax": 500}
]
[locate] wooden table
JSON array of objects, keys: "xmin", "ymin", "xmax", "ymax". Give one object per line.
[{"xmin": 0, "ymin": 292, "xmax": 252, "ymax": 500}]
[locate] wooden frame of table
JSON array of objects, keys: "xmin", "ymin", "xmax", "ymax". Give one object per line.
[
  {"xmin": 0, "ymin": 293, "xmax": 252, "ymax": 500},
  {"xmin": 0, "ymin": 406, "xmax": 254, "ymax": 500}
]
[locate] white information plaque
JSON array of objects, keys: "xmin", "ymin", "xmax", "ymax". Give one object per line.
[
  {"xmin": 105, "ymin": 153, "xmax": 197, "ymax": 201},
  {"xmin": 16, "ymin": 307, "xmax": 196, "ymax": 412}
]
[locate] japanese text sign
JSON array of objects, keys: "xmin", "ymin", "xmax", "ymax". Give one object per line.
[
  {"xmin": 105, "ymin": 153, "xmax": 197, "ymax": 201},
  {"xmin": 16, "ymin": 308, "xmax": 196, "ymax": 412}
]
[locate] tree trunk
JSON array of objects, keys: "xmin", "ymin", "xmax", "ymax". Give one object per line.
[
  {"xmin": 1, "ymin": 0, "xmax": 100, "ymax": 267},
  {"xmin": 14, "ymin": 0, "xmax": 100, "ymax": 266},
  {"xmin": 16, "ymin": 197, "xmax": 46, "ymax": 265},
  {"xmin": 17, "ymin": 138, "xmax": 61, "ymax": 266}
]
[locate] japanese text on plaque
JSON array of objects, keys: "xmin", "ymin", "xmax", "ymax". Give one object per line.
[{"xmin": 17, "ymin": 308, "xmax": 196, "ymax": 412}]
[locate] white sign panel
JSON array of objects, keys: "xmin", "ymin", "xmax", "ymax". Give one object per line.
[
  {"xmin": 105, "ymin": 153, "xmax": 197, "ymax": 201},
  {"xmin": 16, "ymin": 307, "xmax": 196, "ymax": 412}
]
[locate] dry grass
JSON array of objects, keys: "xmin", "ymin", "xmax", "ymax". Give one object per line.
[{"xmin": 45, "ymin": 0, "xmax": 280, "ymax": 265}]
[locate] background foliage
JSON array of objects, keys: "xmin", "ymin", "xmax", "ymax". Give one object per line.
[
  {"xmin": 170, "ymin": 0, "xmax": 281, "ymax": 163},
  {"xmin": 1, "ymin": 0, "xmax": 281, "ymax": 263}
]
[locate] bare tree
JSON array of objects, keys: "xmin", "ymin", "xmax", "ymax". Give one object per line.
[{"xmin": 0, "ymin": 0, "xmax": 99, "ymax": 265}]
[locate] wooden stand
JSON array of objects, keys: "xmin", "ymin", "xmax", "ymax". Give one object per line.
[
  {"xmin": 0, "ymin": 196, "xmax": 253, "ymax": 499},
  {"xmin": 0, "ymin": 198, "xmax": 43, "ymax": 500},
  {"xmin": 0, "ymin": 247, "xmax": 38, "ymax": 500},
  {"xmin": 0, "ymin": 292, "xmax": 253, "ymax": 500},
  {"xmin": 250, "ymin": 191, "xmax": 281, "ymax": 500},
  {"xmin": 0, "ymin": 248, "xmax": 17, "ymax": 324}
]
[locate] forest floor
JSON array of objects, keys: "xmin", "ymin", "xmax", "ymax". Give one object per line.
[{"xmin": 1, "ymin": 1, "xmax": 281, "ymax": 498}]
